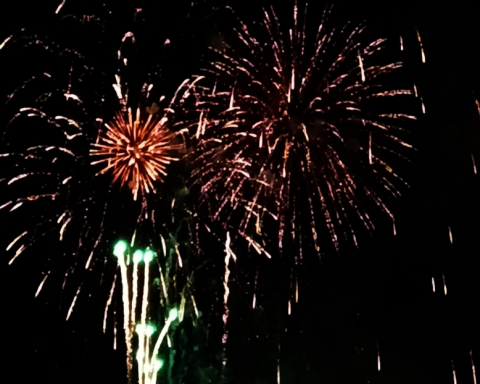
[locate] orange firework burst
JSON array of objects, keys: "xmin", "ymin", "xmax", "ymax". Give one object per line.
[{"xmin": 91, "ymin": 107, "xmax": 183, "ymax": 200}]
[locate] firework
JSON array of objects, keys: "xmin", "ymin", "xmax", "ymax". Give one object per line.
[
  {"xmin": 90, "ymin": 107, "xmax": 184, "ymax": 201},
  {"xmin": 190, "ymin": 3, "xmax": 421, "ymax": 303},
  {"xmin": 112, "ymin": 239, "xmax": 197, "ymax": 384},
  {"xmin": 0, "ymin": 8, "xmax": 195, "ymax": 338}
]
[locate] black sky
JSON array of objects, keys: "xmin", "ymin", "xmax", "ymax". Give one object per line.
[{"xmin": 1, "ymin": 1, "xmax": 479, "ymax": 383}]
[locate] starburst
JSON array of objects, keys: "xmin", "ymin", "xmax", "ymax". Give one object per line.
[
  {"xmin": 91, "ymin": 107, "xmax": 183, "ymax": 200},
  {"xmin": 189, "ymin": 3, "xmax": 421, "ymax": 296}
]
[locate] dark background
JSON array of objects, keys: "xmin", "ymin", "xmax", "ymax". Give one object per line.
[{"xmin": 1, "ymin": 0, "xmax": 479, "ymax": 383}]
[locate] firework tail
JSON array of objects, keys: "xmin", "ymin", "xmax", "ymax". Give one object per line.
[
  {"xmin": 114, "ymin": 241, "xmax": 134, "ymax": 379},
  {"xmin": 221, "ymin": 232, "xmax": 236, "ymax": 377},
  {"xmin": 113, "ymin": 241, "xmax": 187, "ymax": 384},
  {"xmin": 189, "ymin": 3, "xmax": 420, "ymax": 302}
]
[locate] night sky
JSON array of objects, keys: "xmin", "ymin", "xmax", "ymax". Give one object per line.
[{"xmin": 1, "ymin": 1, "xmax": 479, "ymax": 383}]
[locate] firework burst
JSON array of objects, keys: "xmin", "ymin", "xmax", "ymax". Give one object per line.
[
  {"xmin": 190, "ymin": 3, "xmax": 421, "ymax": 301},
  {"xmin": 0, "ymin": 8, "xmax": 196, "ymax": 332},
  {"xmin": 91, "ymin": 106, "xmax": 184, "ymax": 201},
  {"xmin": 110, "ymin": 236, "xmax": 199, "ymax": 384}
]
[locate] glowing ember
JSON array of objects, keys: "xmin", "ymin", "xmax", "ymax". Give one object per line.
[{"xmin": 91, "ymin": 107, "xmax": 183, "ymax": 200}]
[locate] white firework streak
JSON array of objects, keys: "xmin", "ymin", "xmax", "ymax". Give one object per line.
[{"xmin": 190, "ymin": 4, "xmax": 419, "ymax": 309}]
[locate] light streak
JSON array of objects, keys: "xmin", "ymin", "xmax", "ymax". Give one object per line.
[
  {"xmin": 191, "ymin": 3, "xmax": 418, "ymax": 308},
  {"xmin": 0, "ymin": 34, "xmax": 12, "ymax": 50},
  {"xmin": 114, "ymin": 241, "xmax": 133, "ymax": 377},
  {"xmin": 138, "ymin": 250, "xmax": 151, "ymax": 383},
  {"xmin": 377, "ymin": 340, "xmax": 381, "ymax": 371},
  {"xmin": 55, "ymin": 1, "xmax": 66, "ymax": 15},
  {"xmin": 35, "ymin": 274, "xmax": 49, "ymax": 298},
  {"xmin": 222, "ymin": 232, "xmax": 235, "ymax": 367},
  {"xmin": 10, "ymin": 202, "xmax": 23, "ymax": 212},
  {"xmin": 416, "ymin": 28, "xmax": 425, "ymax": 63},
  {"xmin": 452, "ymin": 360, "xmax": 457, "ymax": 384},
  {"xmin": 358, "ymin": 52, "xmax": 365, "ymax": 82},
  {"xmin": 6, "ymin": 231, "xmax": 27, "ymax": 251},
  {"xmin": 103, "ymin": 276, "xmax": 117, "ymax": 334},
  {"xmin": 90, "ymin": 107, "xmax": 183, "ymax": 201},
  {"xmin": 471, "ymin": 350, "xmax": 477, "ymax": 384},
  {"xmin": 1, "ymin": 20, "xmax": 199, "ymax": 384},
  {"xmin": 9, "ymin": 244, "xmax": 27, "ymax": 265},
  {"xmin": 66, "ymin": 284, "xmax": 82, "ymax": 321},
  {"xmin": 111, "ymin": 240, "xmax": 194, "ymax": 384}
]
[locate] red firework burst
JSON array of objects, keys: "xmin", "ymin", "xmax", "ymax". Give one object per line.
[{"xmin": 91, "ymin": 107, "xmax": 183, "ymax": 200}]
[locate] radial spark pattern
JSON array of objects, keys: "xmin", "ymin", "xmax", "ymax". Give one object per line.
[
  {"xmin": 0, "ymin": 15, "xmax": 193, "ymax": 325},
  {"xmin": 91, "ymin": 108, "xmax": 183, "ymax": 201},
  {"xmin": 190, "ymin": 4, "xmax": 421, "ymax": 272}
]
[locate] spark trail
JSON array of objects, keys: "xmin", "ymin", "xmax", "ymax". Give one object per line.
[
  {"xmin": 112, "ymin": 240, "xmax": 195, "ymax": 384},
  {"xmin": 0, "ymin": 19, "xmax": 197, "ymax": 323},
  {"xmin": 190, "ymin": 3, "xmax": 420, "ymax": 304},
  {"xmin": 91, "ymin": 107, "xmax": 184, "ymax": 201}
]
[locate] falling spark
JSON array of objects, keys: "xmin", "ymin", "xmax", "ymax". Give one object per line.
[
  {"xmin": 160, "ymin": 234, "xmax": 166, "ymax": 257},
  {"xmin": 432, "ymin": 277, "xmax": 436, "ymax": 292},
  {"xmin": 0, "ymin": 201, "xmax": 12, "ymax": 211},
  {"xmin": 115, "ymin": 245, "xmax": 133, "ymax": 377},
  {"xmin": 358, "ymin": 51, "xmax": 365, "ymax": 82},
  {"xmin": 35, "ymin": 274, "xmax": 49, "ymax": 298},
  {"xmin": 368, "ymin": 132, "xmax": 372, "ymax": 164},
  {"xmin": 66, "ymin": 285, "xmax": 82, "ymax": 320},
  {"xmin": 399, "ymin": 35, "xmax": 403, "ymax": 51},
  {"xmin": 448, "ymin": 226, "xmax": 453, "ymax": 243},
  {"xmin": 9, "ymin": 244, "xmax": 26, "ymax": 265},
  {"xmin": 90, "ymin": 107, "xmax": 183, "ymax": 201},
  {"xmin": 6, "ymin": 231, "xmax": 27, "ymax": 252},
  {"xmin": 377, "ymin": 340, "xmax": 381, "ymax": 371},
  {"xmin": 175, "ymin": 244, "xmax": 183, "ymax": 268},
  {"xmin": 131, "ymin": 253, "xmax": 140, "ymax": 325},
  {"xmin": 85, "ymin": 233, "xmax": 102, "ymax": 269},
  {"xmin": 416, "ymin": 28, "xmax": 425, "ymax": 63},
  {"xmin": 191, "ymin": 3, "xmax": 418, "ymax": 304},
  {"xmin": 471, "ymin": 350, "xmax": 477, "ymax": 384},
  {"xmin": 111, "ymin": 240, "xmax": 193, "ymax": 384},
  {"xmin": 252, "ymin": 270, "xmax": 258, "ymax": 308},
  {"xmin": 139, "ymin": 252, "xmax": 151, "ymax": 382},
  {"xmin": 113, "ymin": 309, "xmax": 117, "ymax": 350},
  {"xmin": 103, "ymin": 276, "xmax": 117, "ymax": 334},
  {"xmin": 55, "ymin": 1, "xmax": 66, "ymax": 15},
  {"xmin": 1, "ymin": 20, "xmax": 198, "ymax": 384},
  {"xmin": 442, "ymin": 273, "xmax": 447, "ymax": 295},
  {"xmin": 222, "ymin": 232, "xmax": 234, "ymax": 349},
  {"xmin": 158, "ymin": 265, "xmax": 168, "ymax": 299},
  {"xmin": 472, "ymin": 154, "xmax": 477, "ymax": 175},
  {"xmin": 452, "ymin": 361, "xmax": 457, "ymax": 384},
  {"xmin": 191, "ymin": 294, "xmax": 199, "ymax": 318},
  {"xmin": 10, "ymin": 202, "xmax": 23, "ymax": 212},
  {"xmin": 0, "ymin": 35, "xmax": 12, "ymax": 50},
  {"xmin": 295, "ymin": 280, "xmax": 298, "ymax": 303},
  {"xmin": 59, "ymin": 217, "xmax": 71, "ymax": 241},
  {"xmin": 277, "ymin": 357, "xmax": 281, "ymax": 384},
  {"xmin": 179, "ymin": 292, "xmax": 186, "ymax": 322}
]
